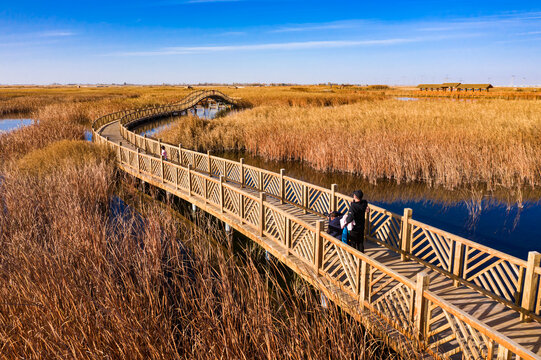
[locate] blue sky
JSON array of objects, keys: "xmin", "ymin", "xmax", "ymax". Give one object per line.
[{"xmin": 0, "ymin": 0, "xmax": 540, "ymax": 85}]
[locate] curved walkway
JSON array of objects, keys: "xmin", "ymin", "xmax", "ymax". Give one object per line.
[{"xmin": 93, "ymin": 90, "xmax": 541, "ymax": 360}]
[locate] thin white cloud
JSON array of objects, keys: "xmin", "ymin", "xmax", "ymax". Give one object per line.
[
  {"xmin": 218, "ymin": 31, "xmax": 246, "ymax": 36},
  {"xmin": 418, "ymin": 12, "xmax": 541, "ymax": 32},
  {"xmin": 37, "ymin": 31, "xmax": 76, "ymax": 37},
  {"xmin": 516, "ymin": 30, "xmax": 541, "ymax": 35},
  {"xmin": 271, "ymin": 22, "xmax": 360, "ymax": 33},
  {"xmin": 109, "ymin": 36, "xmax": 442, "ymax": 56}
]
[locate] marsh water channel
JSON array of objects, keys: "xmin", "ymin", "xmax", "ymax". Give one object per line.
[
  {"xmin": 132, "ymin": 107, "xmax": 541, "ymax": 260},
  {"xmin": 0, "ymin": 117, "xmax": 34, "ymax": 133}
]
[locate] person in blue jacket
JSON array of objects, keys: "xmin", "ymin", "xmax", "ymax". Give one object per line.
[{"xmin": 327, "ymin": 211, "xmax": 343, "ymax": 239}]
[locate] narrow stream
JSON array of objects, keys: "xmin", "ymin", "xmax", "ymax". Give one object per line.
[{"xmin": 0, "ymin": 118, "xmax": 34, "ymax": 133}]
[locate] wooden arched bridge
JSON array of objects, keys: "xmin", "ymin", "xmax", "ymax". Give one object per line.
[{"xmin": 92, "ymin": 90, "xmax": 541, "ymax": 360}]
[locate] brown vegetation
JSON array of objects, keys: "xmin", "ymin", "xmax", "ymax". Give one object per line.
[
  {"xmin": 0, "ymin": 86, "xmax": 409, "ymax": 359},
  {"xmin": 157, "ymin": 98, "xmax": 541, "ymax": 189}
]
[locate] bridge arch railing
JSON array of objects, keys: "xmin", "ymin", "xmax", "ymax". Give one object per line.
[
  {"xmin": 91, "ymin": 129, "xmax": 540, "ymax": 359},
  {"xmin": 111, "ymin": 93, "xmax": 541, "ymax": 324}
]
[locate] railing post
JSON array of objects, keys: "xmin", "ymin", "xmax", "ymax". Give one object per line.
[
  {"xmin": 285, "ymin": 217, "xmax": 291, "ymax": 251},
  {"xmin": 219, "ymin": 175, "xmax": 224, "ymax": 213},
  {"xmin": 158, "ymin": 138, "xmax": 162, "ymax": 158},
  {"xmin": 280, "ymin": 169, "xmax": 286, "ymax": 204},
  {"xmin": 174, "ymin": 166, "xmax": 179, "ymax": 190},
  {"xmin": 496, "ymin": 345, "xmax": 511, "ymax": 360},
  {"xmin": 359, "ymin": 260, "xmax": 369, "ymax": 307},
  {"xmin": 204, "ymin": 177, "xmax": 208, "ymax": 203},
  {"xmin": 520, "ymin": 251, "xmax": 541, "ymax": 322},
  {"xmin": 364, "ymin": 207, "xmax": 370, "ymax": 238},
  {"xmin": 188, "ymin": 164, "xmax": 193, "ymax": 196},
  {"xmin": 178, "ymin": 143, "xmax": 182, "ymax": 165},
  {"xmin": 207, "ymin": 150, "xmax": 211, "ymax": 175},
  {"xmin": 144, "ymin": 134, "xmax": 148, "ymax": 153},
  {"xmin": 330, "ymin": 184, "xmax": 337, "ymax": 213},
  {"xmin": 239, "ymin": 192, "xmax": 244, "ymax": 222},
  {"xmin": 400, "ymin": 208, "xmax": 413, "ymax": 261},
  {"xmin": 240, "ymin": 158, "xmax": 245, "ymax": 188},
  {"xmin": 414, "ymin": 271, "xmax": 430, "ymax": 343},
  {"xmin": 136, "ymin": 148, "xmax": 141, "ymax": 175},
  {"xmin": 303, "ymin": 184, "xmax": 308, "ymax": 214},
  {"xmin": 259, "ymin": 192, "xmax": 266, "ymax": 237},
  {"xmin": 160, "ymin": 155, "xmax": 165, "ymax": 183},
  {"xmin": 314, "ymin": 220, "xmax": 324, "ymax": 273},
  {"xmin": 452, "ymin": 242, "xmax": 465, "ymax": 287},
  {"xmin": 258, "ymin": 171, "xmax": 263, "ymax": 192}
]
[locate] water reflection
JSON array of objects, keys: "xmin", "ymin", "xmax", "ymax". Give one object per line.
[
  {"xmin": 214, "ymin": 150, "xmax": 541, "ymax": 260},
  {"xmin": 0, "ymin": 118, "xmax": 34, "ymax": 133},
  {"xmin": 126, "ymin": 108, "xmax": 541, "ymax": 260}
]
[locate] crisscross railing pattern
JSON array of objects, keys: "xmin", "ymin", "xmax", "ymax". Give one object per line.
[
  {"xmin": 114, "ymin": 90, "xmax": 541, "ymax": 323},
  {"xmin": 92, "ymin": 90, "xmax": 541, "ymax": 359}
]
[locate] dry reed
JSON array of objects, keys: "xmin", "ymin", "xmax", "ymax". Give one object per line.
[{"xmin": 157, "ymin": 99, "xmax": 541, "ymax": 189}]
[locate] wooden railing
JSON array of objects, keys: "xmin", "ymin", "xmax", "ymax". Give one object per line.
[
  {"xmin": 116, "ymin": 116, "xmax": 541, "ymax": 324},
  {"xmin": 91, "ymin": 90, "xmax": 541, "ymax": 359},
  {"xmin": 90, "ymin": 130, "xmax": 540, "ymax": 360}
]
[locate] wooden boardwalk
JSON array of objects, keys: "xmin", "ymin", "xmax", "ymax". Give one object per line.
[{"xmin": 93, "ymin": 90, "xmax": 541, "ymax": 360}]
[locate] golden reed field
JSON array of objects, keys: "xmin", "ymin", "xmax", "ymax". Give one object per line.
[
  {"xmin": 1, "ymin": 86, "xmax": 420, "ymax": 359},
  {"xmin": 155, "ymin": 87, "xmax": 541, "ymax": 190}
]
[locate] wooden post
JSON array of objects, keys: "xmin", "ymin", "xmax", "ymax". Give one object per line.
[
  {"xmin": 400, "ymin": 208, "xmax": 413, "ymax": 261},
  {"xmin": 239, "ymin": 192, "xmax": 244, "ymax": 222},
  {"xmin": 188, "ymin": 165, "xmax": 192, "ymax": 196},
  {"xmin": 452, "ymin": 242, "xmax": 465, "ymax": 287},
  {"xmin": 207, "ymin": 150, "xmax": 211, "ymax": 175},
  {"xmin": 285, "ymin": 217, "xmax": 291, "ymax": 251},
  {"xmin": 520, "ymin": 251, "xmax": 541, "ymax": 322},
  {"xmin": 259, "ymin": 192, "xmax": 266, "ymax": 237},
  {"xmin": 174, "ymin": 166, "xmax": 179, "ymax": 190},
  {"xmin": 240, "ymin": 158, "xmax": 245, "ymax": 188},
  {"xmin": 219, "ymin": 176, "xmax": 224, "ymax": 213},
  {"xmin": 204, "ymin": 178, "xmax": 208, "ymax": 203},
  {"xmin": 158, "ymin": 138, "xmax": 162, "ymax": 158},
  {"xmin": 359, "ymin": 260, "xmax": 369, "ymax": 307},
  {"xmin": 496, "ymin": 345, "xmax": 511, "ymax": 360},
  {"xmin": 303, "ymin": 184, "xmax": 308, "ymax": 214},
  {"xmin": 414, "ymin": 271, "xmax": 430, "ymax": 342},
  {"xmin": 515, "ymin": 267, "xmax": 526, "ymax": 306},
  {"xmin": 314, "ymin": 220, "xmax": 324, "ymax": 273},
  {"xmin": 160, "ymin": 155, "xmax": 165, "ymax": 183},
  {"xmin": 364, "ymin": 207, "xmax": 371, "ymax": 238},
  {"xmin": 144, "ymin": 134, "xmax": 147, "ymax": 153},
  {"xmin": 258, "ymin": 171, "xmax": 264, "ymax": 192},
  {"xmin": 280, "ymin": 169, "xmax": 286, "ymax": 204},
  {"xmin": 136, "ymin": 148, "xmax": 141, "ymax": 174},
  {"xmin": 330, "ymin": 184, "xmax": 337, "ymax": 213},
  {"xmin": 118, "ymin": 142, "xmax": 123, "ymax": 163},
  {"xmin": 178, "ymin": 143, "xmax": 182, "ymax": 165}
]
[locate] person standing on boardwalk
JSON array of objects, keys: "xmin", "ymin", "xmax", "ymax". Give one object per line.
[
  {"xmin": 161, "ymin": 145, "xmax": 168, "ymax": 160},
  {"xmin": 344, "ymin": 190, "xmax": 369, "ymax": 252}
]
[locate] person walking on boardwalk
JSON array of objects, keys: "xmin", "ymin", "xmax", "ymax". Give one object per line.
[
  {"xmin": 161, "ymin": 145, "xmax": 168, "ymax": 160},
  {"xmin": 344, "ymin": 190, "xmax": 368, "ymax": 252}
]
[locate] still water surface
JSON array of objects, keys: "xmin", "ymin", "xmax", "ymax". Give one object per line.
[
  {"xmin": 133, "ymin": 108, "xmax": 541, "ymax": 260},
  {"xmin": 0, "ymin": 118, "xmax": 34, "ymax": 132}
]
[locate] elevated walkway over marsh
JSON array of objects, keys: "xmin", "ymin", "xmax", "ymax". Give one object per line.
[{"xmin": 93, "ymin": 90, "xmax": 541, "ymax": 360}]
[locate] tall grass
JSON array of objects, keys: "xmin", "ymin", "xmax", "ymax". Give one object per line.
[
  {"xmin": 0, "ymin": 87, "xmax": 414, "ymax": 358},
  {"xmin": 157, "ymin": 99, "xmax": 541, "ymax": 189},
  {"xmin": 0, "ymin": 155, "xmax": 409, "ymax": 359}
]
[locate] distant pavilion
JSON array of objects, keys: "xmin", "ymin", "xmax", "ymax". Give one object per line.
[{"xmin": 417, "ymin": 83, "xmax": 493, "ymax": 92}]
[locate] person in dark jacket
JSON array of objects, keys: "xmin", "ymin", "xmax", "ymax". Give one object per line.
[
  {"xmin": 344, "ymin": 190, "xmax": 369, "ymax": 252},
  {"xmin": 327, "ymin": 211, "xmax": 343, "ymax": 239}
]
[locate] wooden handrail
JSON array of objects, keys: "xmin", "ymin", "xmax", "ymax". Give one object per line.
[{"xmin": 92, "ymin": 91, "xmax": 541, "ymax": 360}]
